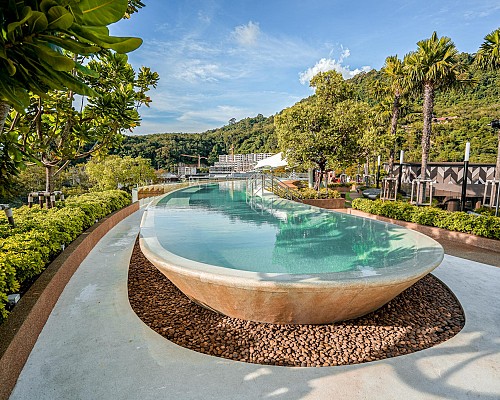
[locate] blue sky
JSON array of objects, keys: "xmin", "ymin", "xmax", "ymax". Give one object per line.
[{"xmin": 111, "ymin": 0, "xmax": 500, "ymax": 135}]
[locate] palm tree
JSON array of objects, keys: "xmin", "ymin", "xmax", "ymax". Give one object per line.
[
  {"xmin": 404, "ymin": 32, "xmax": 469, "ymax": 182},
  {"xmin": 380, "ymin": 55, "xmax": 406, "ymax": 175},
  {"xmin": 475, "ymin": 28, "xmax": 500, "ymax": 180},
  {"xmin": 475, "ymin": 28, "xmax": 500, "ymax": 69}
]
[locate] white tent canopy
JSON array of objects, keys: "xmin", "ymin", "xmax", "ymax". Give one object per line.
[{"xmin": 254, "ymin": 152, "xmax": 287, "ymax": 170}]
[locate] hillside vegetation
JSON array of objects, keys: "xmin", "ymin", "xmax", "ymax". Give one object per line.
[{"xmin": 115, "ymin": 114, "xmax": 276, "ymax": 170}]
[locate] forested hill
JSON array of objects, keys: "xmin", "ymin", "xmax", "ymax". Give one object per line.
[
  {"xmin": 116, "ymin": 114, "xmax": 277, "ymax": 170},
  {"xmin": 350, "ymin": 56, "xmax": 500, "ymax": 163},
  {"xmin": 117, "ymin": 52, "xmax": 500, "ymax": 169}
]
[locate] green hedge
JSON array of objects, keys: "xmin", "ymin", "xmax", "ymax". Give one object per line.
[
  {"xmin": 352, "ymin": 198, "xmax": 500, "ymax": 240},
  {"xmin": 272, "ymin": 186, "xmax": 341, "ymax": 200},
  {"xmin": 0, "ymin": 190, "xmax": 130, "ymax": 321}
]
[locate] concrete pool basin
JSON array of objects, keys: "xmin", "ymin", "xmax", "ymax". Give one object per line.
[{"xmin": 139, "ymin": 182, "xmax": 444, "ymax": 324}]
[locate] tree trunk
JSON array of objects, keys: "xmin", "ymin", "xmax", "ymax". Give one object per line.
[
  {"xmin": 496, "ymin": 128, "xmax": 500, "ymax": 180},
  {"xmin": 0, "ymin": 101, "xmax": 10, "ymax": 135},
  {"xmin": 388, "ymin": 93, "xmax": 401, "ymax": 176},
  {"xmin": 45, "ymin": 164, "xmax": 54, "ymax": 193},
  {"xmin": 421, "ymin": 82, "xmax": 434, "ymax": 180},
  {"xmin": 418, "ymin": 82, "xmax": 435, "ymax": 203},
  {"xmin": 317, "ymin": 160, "xmax": 326, "ymax": 194}
]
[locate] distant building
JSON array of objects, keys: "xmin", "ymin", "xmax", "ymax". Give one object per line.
[
  {"xmin": 155, "ymin": 170, "xmax": 179, "ymax": 182},
  {"xmin": 209, "ymin": 153, "xmax": 275, "ymax": 173},
  {"xmin": 177, "ymin": 163, "xmax": 198, "ymax": 177}
]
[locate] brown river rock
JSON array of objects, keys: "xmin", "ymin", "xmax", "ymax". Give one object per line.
[{"xmin": 128, "ymin": 240, "xmax": 465, "ymax": 367}]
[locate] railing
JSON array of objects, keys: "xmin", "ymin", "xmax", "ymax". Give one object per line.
[
  {"xmin": 483, "ymin": 179, "xmax": 500, "ymax": 216},
  {"xmin": 246, "ymin": 173, "xmax": 303, "ymax": 202},
  {"xmin": 188, "ymin": 175, "xmax": 249, "ymax": 185},
  {"xmin": 410, "ymin": 179, "xmax": 434, "ymax": 206}
]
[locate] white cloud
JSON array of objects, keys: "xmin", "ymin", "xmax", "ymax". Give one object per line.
[
  {"xmin": 339, "ymin": 47, "xmax": 350, "ymax": 62},
  {"xmin": 198, "ymin": 11, "xmax": 211, "ymax": 24},
  {"xmin": 232, "ymin": 21, "xmax": 261, "ymax": 47},
  {"xmin": 178, "ymin": 105, "xmax": 247, "ymax": 125},
  {"xmin": 299, "ymin": 53, "xmax": 371, "ymax": 85},
  {"xmin": 176, "ymin": 60, "xmax": 229, "ymax": 83}
]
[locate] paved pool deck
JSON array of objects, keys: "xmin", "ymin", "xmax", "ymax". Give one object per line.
[{"xmin": 9, "ymin": 210, "xmax": 500, "ymax": 400}]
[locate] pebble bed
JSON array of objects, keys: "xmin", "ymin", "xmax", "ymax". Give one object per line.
[{"xmin": 128, "ymin": 241, "xmax": 465, "ymax": 367}]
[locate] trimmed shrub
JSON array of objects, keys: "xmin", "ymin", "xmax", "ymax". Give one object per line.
[
  {"xmin": 351, "ymin": 198, "xmax": 500, "ymax": 240},
  {"xmin": 298, "ymin": 187, "xmax": 341, "ymax": 199},
  {"xmin": 0, "ymin": 190, "xmax": 131, "ymax": 321}
]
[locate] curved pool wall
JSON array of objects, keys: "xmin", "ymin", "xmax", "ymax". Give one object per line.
[{"xmin": 140, "ymin": 182, "xmax": 444, "ymax": 324}]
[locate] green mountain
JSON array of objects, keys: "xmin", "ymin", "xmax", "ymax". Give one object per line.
[{"xmin": 116, "ymin": 114, "xmax": 276, "ymax": 170}]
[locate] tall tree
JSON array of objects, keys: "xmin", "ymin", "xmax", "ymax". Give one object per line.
[
  {"xmin": 475, "ymin": 28, "xmax": 500, "ymax": 179},
  {"xmin": 86, "ymin": 155, "xmax": 156, "ymax": 191},
  {"xmin": 404, "ymin": 32, "xmax": 469, "ymax": 181},
  {"xmin": 9, "ymin": 52, "xmax": 159, "ymax": 192},
  {"xmin": 379, "ymin": 55, "xmax": 407, "ymax": 174},
  {"xmin": 0, "ymin": 0, "xmax": 142, "ymax": 194},
  {"xmin": 275, "ymin": 71, "xmax": 370, "ymax": 189}
]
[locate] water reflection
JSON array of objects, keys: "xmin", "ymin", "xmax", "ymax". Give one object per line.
[{"xmin": 154, "ymin": 182, "xmax": 418, "ymax": 274}]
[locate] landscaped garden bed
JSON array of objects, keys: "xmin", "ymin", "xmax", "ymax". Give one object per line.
[
  {"xmin": 0, "ymin": 190, "xmax": 131, "ymax": 321},
  {"xmin": 352, "ymin": 198, "xmax": 500, "ymax": 240},
  {"xmin": 272, "ymin": 181, "xmax": 346, "ymax": 208}
]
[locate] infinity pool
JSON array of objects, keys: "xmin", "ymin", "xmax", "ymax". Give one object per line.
[{"xmin": 140, "ymin": 181, "xmax": 444, "ymax": 324}]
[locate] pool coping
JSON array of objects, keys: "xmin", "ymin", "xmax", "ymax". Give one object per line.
[{"xmin": 0, "ymin": 202, "xmax": 139, "ymax": 400}]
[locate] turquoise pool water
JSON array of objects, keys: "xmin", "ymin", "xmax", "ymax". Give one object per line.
[{"xmin": 151, "ymin": 182, "xmax": 433, "ymax": 276}]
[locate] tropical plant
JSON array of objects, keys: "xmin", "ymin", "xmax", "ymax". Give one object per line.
[
  {"xmin": 0, "ymin": 190, "xmax": 131, "ymax": 321},
  {"xmin": 8, "ymin": 51, "xmax": 159, "ymax": 192},
  {"xmin": 275, "ymin": 71, "xmax": 370, "ymax": 190},
  {"xmin": 85, "ymin": 155, "xmax": 156, "ymax": 191},
  {"xmin": 379, "ymin": 55, "xmax": 407, "ymax": 173},
  {"xmin": 475, "ymin": 28, "xmax": 500, "ymax": 70},
  {"xmin": 404, "ymin": 32, "xmax": 471, "ymax": 181},
  {"xmin": 0, "ymin": 0, "xmax": 143, "ymax": 194},
  {"xmin": 475, "ymin": 28, "xmax": 500, "ymax": 179},
  {"xmin": 351, "ymin": 198, "xmax": 500, "ymax": 240}
]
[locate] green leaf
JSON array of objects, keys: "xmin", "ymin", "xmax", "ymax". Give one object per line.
[
  {"xmin": 30, "ymin": 42, "xmax": 75, "ymax": 71},
  {"xmin": 71, "ymin": 24, "xmax": 142, "ymax": 53},
  {"xmin": 74, "ymin": 62, "xmax": 99, "ymax": 78},
  {"xmin": 0, "ymin": 50, "xmax": 17, "ymax": 75},
  {"xmin": 78, "ymin": 0, "xmax": 128, "ymax": 26},
  {"xmin": 0, "ymin": 78, "xmax": 30, "ymax": 111},
  {"xmin": 39, "ymin": 34, "xmax": 100, "ymax": 55},
  {"xmin": 103, "ymin": 36, "xmax": 142, "ymax": 54},
  {"xmin": 47, "ymin": 6, "xmax": 74, "ymax": 30},
  {"xmin": 7, "ymin": 6, "xmax": 33, "ymax": 38},
  {"xmin": 27, "ymin": 11, "xmax": 49, "ymax": 34},
  {"xmin": 40, "ymin": 0, "xmax": 59, "ymax": 13},
  {"xmin": 42, "ymin": 66, "xmax": 98, "ymax": 97}
]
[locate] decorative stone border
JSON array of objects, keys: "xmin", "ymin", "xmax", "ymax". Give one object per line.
[
  {"xmin": 0, "ymin": 202, "xmax": 139, "ymax": 400},
  {"xmin": 347, "ymin": 209, "xmax": 499, "ymax": 253}
]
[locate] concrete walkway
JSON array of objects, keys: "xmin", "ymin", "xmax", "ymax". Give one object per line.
[{"xmin": 9, "ymin": 211, "xmax": 500, "ymax": 400}]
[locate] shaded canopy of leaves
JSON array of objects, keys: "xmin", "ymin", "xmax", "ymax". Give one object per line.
[{"xmin": 0, "ymin": 0, "xmax": 143, "ymax": 110}]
